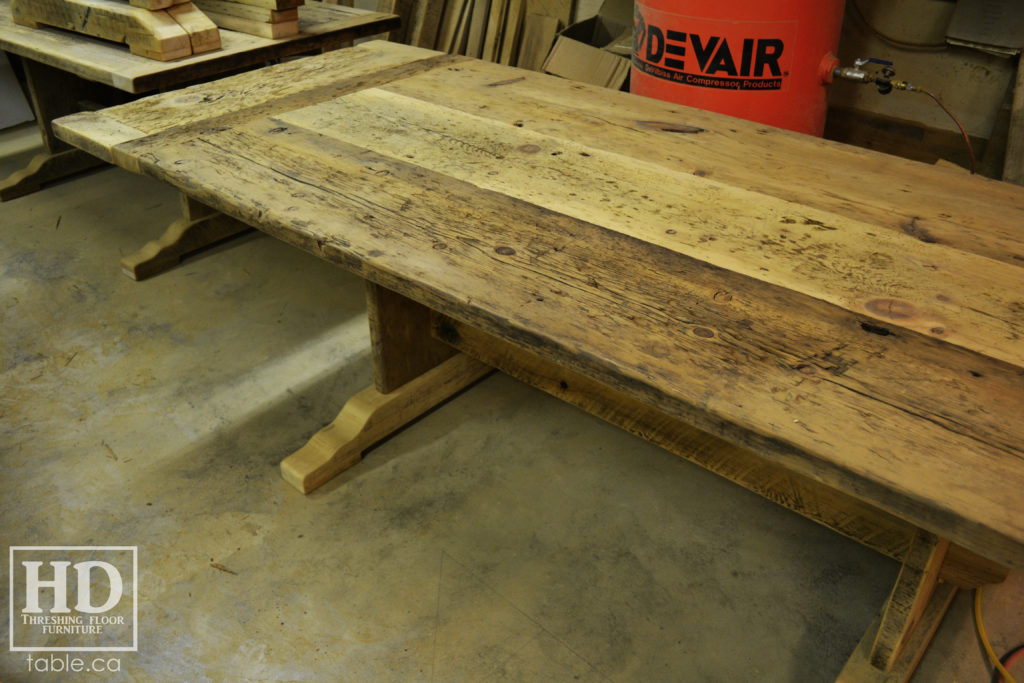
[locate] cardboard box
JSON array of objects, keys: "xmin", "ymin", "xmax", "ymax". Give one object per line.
[{"xmin": 541, "ymin": 0, "xmax": 633, "ymax": 90}]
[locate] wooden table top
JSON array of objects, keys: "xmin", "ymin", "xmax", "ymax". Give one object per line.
[
  {"xmin": 54, "ymin": 41, "xmax": 1024, "ymax": 571},
  {"xmin": 0, "ymin": 0, "xmax": 398, "ymax": 92}
]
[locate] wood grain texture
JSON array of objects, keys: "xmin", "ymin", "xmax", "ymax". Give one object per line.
[
  {"xmin": 480, "ymin": 0, "xmax": 505, "ymax": 60},
  {"xmin": 523, "ymin": 0, "xmax": 568, "ymax": 28},
  {"xmin": 497, "ymin": 0, "xmax": 522, "ymax": 65},
  {"xmin": 166, "ymin": 2, "xmax": 223, "ymax": 54},
  {"xmin": 1, "ymin": 0, "xmax": 398, "ymax": 92}
]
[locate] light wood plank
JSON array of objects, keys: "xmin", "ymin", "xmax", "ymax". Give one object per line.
[
  {"xmin": 449, "ymin": 0, "xmax": 472, "ymax": 54},
  {"xmin": 464, "ymin": 0, "xmax": 489, "ymax": 58},
  {"xmin": 497, "ymin": 0, "xmax": 522, "ymax": 65},
  {"xmin": 522, "ymin": 0, "xmax": 568, "ymax": 28},
  {"xmin": 516, "ymin": 12, "xmax": 557, "ymax": 71},
  {"xmin": 167, "ymin": 2, "xmax": 223, "ymax": 54},
  {"xmin": 480, "ymin": 0, "xmax": 506, "ymax": 61},
  {"xmin": 201, "ymin": 10, "xmax": 298, "ymax": 37},
  {"xmin": 215, "ymin": 0, "xmax": 303, "ymax": 9},
  {"xmin": 433, "ymin": 0, "xmax": 465, "ymax": 51}
]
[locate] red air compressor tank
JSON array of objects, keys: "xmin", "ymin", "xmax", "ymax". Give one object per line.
[{"xmin": 630, "ymin": 0, "xmax": 845, "ymax": 136}]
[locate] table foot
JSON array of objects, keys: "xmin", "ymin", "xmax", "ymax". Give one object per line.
[
  {"xmin": 280, "ymin": 353, "xmax": 491, "ymax": 493},
  {"xmin": 0, "ymin": 149, "xmax": 102, "ymax": 201},
  {"xmin": 837, "ymin": 530, "xmax": 955, "ymax": 682},
  {"xmin": 121, "ymin": 209, "xmax": 250, "ymax": 280}
]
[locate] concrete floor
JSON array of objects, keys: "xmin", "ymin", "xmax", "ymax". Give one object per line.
[{"xmin": 0, "ymin": 121, "xmax": 1021, "ymax": 682}]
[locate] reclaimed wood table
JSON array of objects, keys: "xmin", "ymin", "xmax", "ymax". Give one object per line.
[
  {"xmin": 54, "ymin": 40, "xmax": 1024, "ymax": 681},
  {"xmin": 1, "ymin": 0, "xmax": 397, "ymax": 276}
]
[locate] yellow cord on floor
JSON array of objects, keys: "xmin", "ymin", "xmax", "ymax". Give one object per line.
[{"xmin": 975, "ymin": 587, "xmax": 1018, "ymax": 683}]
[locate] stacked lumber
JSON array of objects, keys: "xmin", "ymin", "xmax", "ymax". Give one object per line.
[
  {"xmin": 193, "ymin": 0, "xmax": 301, "ymax": 38},
  {"xmin": 403, "ymin": 0, "xmax": 568, "ymax": 69},
  {"xmin": 11, "ymin": 0, "xmax": 221, "ymax": 60}
]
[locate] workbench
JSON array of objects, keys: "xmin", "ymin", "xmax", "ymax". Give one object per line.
[
  {"xmin": 53, "ymin": 40, "xmax": 1024, "ymax": 681},
  {"xmin": 1, "ymin": 0, "xmax": 397, "ymax": 273}
]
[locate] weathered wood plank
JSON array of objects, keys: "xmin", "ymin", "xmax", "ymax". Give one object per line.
[
  {"xmin": 376, "ymin": 59, "xmax": 1024, "ymax": 267},
  {"xmin": 110, "ymin": 117, "xmax": 1024, "ymax": 570},
  {"xmin": 53, "ymin": 42, "xmax": 451, "ymax": 161},
  {"xmin": 275, "ymin": 88, "xmax": 1024, "ymax": 368}
]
